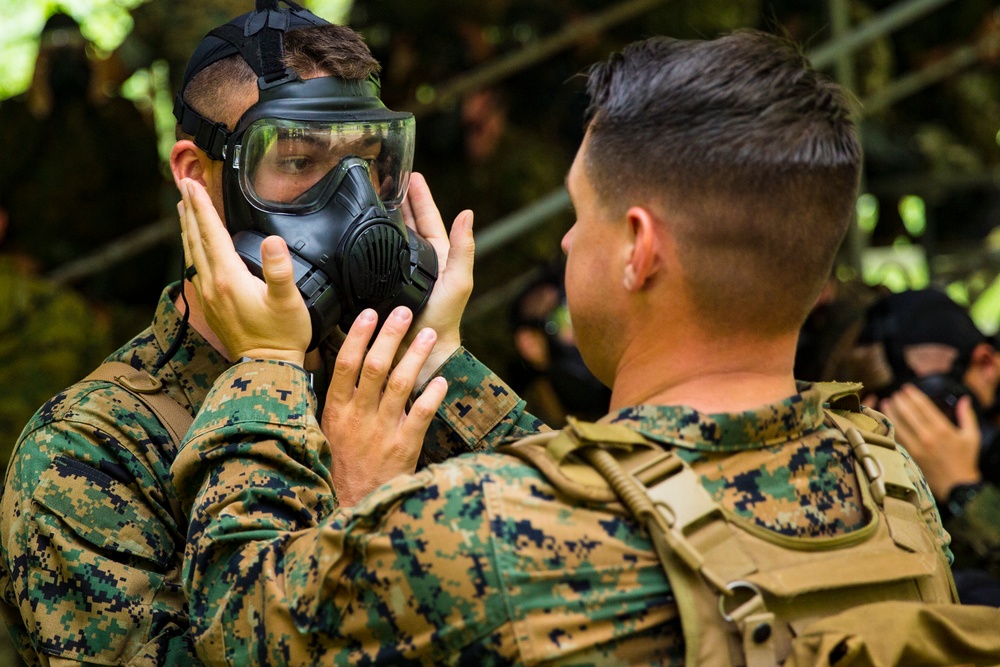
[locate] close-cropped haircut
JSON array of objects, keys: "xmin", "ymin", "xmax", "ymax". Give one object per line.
[
  {"xmin": 177, "ymin": 23, "xmax": 380, "ymax": 138},
  {"xmin": 583, "ymin": 30, "xmax": 862, "ymax": 335}
]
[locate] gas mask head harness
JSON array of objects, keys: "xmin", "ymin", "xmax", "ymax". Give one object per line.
[{"xmin": 174, "ymin": 0, "xmax": 436, "ymax": 350}]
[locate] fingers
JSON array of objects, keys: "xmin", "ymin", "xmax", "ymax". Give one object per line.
[
  {"xmin": 880, "ymin": 398, "xmax": 915, "ymax": 450},
  {"xmin": 954, "ymin": 394, "xmax": 981, "ymax": 435},
  {"xmin": 444, "ymin": 209, "xmax": 475, "ymax": 290},
  {"xmin": 380, "ymin": 326, "xmax": 438, "ymax": 419},
  {"xmin": 327, "ymin": 310, "xmax": 378, "ymax": 405},
  {"xmin": 401, "ymin": 180, "xmax": 416, "ymax": 229},
  {"xmin": 405, "ymin": 173, "xmax": 444, "ymax": 238},
  {"xmin": 182, "ymin": 179, "xmax": 243, "ymax": 279},
  {"xmin": 179, "ymin": 180, "xmax": 211, "ymax": 287},
  {"xmin": 400, "ymin": 376, "xmax": 447, "ymax": 446},
  {"xmin": 404, "ymin": 173, "xmax": 450, "ymax": 265},
  {"xmin": 178, "ymin": 199, "xmax": 194, "ymax": 277},
  {"xmin": 353, "ymin": 308, "xmax": 413, "ymax": 410}
]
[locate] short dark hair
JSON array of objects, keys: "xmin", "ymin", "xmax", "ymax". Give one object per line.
[
  {"xmin": 584, "ymin": 30, "xmax": 861, "ymax": 334},
  {"xmin": 177, "ymin": 24, "xmax": 380, "ymax": 138}
]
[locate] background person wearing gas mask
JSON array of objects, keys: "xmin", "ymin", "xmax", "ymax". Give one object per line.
[
  {"xmin": 0, "ymin": 3, "xmax": 537, "ymax": 665},
  {"xmin": 846, "ymin": 288, "xmax": 1000, "ymax": 605}
]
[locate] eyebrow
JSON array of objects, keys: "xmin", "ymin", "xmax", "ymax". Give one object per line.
[{"xmin": 276, "ymin": 131, "xmax": 327, "ymax": 149}]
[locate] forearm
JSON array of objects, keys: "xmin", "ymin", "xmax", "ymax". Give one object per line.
[
  {"xmin": 421, "ymin": 346, "xmax": 546, "ymax": 465},
  {"xmin": 173, "ymin": 361, "xmax": 342, "ymax": 664},
  {"xmin": 942, "ymin": 482, "xmax": 1000, "ymax": 578},
  {"xmin": 173, "ymin": 361, "xmax": 496, "ymax": 664}
]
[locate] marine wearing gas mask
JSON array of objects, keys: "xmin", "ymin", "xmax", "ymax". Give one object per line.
[
  {"xmin": 174, "ymin": 0, "xmax": 436, "ymax": 349},
  {"xmin": 856, "ymin": 288, "xmax": 1000, "ymax": 485}
]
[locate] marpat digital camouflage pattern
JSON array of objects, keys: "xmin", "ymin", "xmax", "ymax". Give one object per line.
[
  {"xmin": 0, "ymin": 284, "xmax": 227, "ymax": 665},
  {"xmin": 0, "ymin": 286, "xmax": 511, "ymax": 666},
  {"xmin": 173, "ymin": 361, "xmax": 952, "ymax": 666}
]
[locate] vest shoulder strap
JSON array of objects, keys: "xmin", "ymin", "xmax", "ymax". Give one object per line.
[
  {"xmin": 83, "ymin": 361, "xmax": 194, "ymax": 446},
  {"xmin": 501, "ymin": 408, "xmax": 958, "ymax": 666}
]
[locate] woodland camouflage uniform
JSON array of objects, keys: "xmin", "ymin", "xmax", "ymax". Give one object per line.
[
  {"xmin": 172, "ymin": 360, "xmax": 952, "ymax": 666},
  {"xmin": 0, "ymin": 284, "xmax": 521, "ymax": 666}
]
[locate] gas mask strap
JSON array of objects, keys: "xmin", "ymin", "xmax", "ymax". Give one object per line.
[
  {"xmin": 174, "ymin": 0, "xmax": 330, "ymax": 159},
  {"xmin": 151, "ymin": 261, "xmax": 193, "ymax": 375}
]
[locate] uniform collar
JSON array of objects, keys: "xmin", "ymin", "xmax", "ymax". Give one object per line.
[
  {"xmin": 603, "ymin": 382, "xmax": 825, "ymax": 452},
  {"xmin": 111, "ymin": 282, "xmax": 231, "ymax": 414}
]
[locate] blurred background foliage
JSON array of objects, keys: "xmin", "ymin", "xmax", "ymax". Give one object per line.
[{"xmin": 0, "ymin": 0, "xmax": 998, "ymax": 365}]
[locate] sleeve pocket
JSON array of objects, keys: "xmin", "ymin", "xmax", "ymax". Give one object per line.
[{"xmin": 33, "ymin": 455, "xmax": 175, "ymax": 569}]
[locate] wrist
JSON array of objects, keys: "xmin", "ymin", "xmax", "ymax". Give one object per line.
[
  {"xmin": 414, "ymin": 342, "xmax": 461, "ymax": 395},
  {"xmin": 236, "ymin": 348, "xmax": 307, "ymax": 368},
  {"xmin": 943, "ymin": 480, "xmax": 984, "ymax": 519}
]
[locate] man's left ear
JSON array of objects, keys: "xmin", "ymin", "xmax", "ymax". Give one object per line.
[{"xmin": 622, "ymin": 206, "xmax": 663, "ymax": 292}]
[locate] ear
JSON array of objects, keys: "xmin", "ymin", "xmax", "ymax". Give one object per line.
[
  {"xmin": 970, "ymin": 342, "xmax": 999, "ymax": 370},
  {"xmin": 964, "ymin": 342, "xmax": 1000, "ymax": 407},
  {"xmin": 970, "ymin": 342, "xmax": 1000, "ymax": 378},
  {"xmin": 622, "ymin": 206, "xmax": 663, "ymax": 292},
  {"xmin": 169, "ymin": 139, "xmax": 211, "ymax": 190}
]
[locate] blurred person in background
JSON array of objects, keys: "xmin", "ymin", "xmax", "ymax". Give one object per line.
[
  {"xmin": 0, "ymin": 11, "xmax": 169, "ymax": 332},
  {"xmin": 835, "ymin": 288, "xmax": 1000, "ymax": 605},
  {"xmin": 508, "ymin": 263, "xmax": 610, "ymax": 425}
]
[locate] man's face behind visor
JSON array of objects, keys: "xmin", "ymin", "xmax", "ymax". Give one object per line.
[{"xmin": 239, "ymin": 117, "xmax": 414, "ymax": 214}]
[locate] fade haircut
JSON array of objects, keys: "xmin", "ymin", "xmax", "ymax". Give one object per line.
[
  {"xmin": 583, "ymin": 30, "xmax": 861, "ymax": 335},
  {"xmin": 177, "ymin": 24, "xmax": 380, "ymax": 138}
]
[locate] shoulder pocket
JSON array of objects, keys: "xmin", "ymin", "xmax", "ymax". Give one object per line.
[{"xmin": 33, "ymin": 455, "xmax": 174, "ymax": 568}]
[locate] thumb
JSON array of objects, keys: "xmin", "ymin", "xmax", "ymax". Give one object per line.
[
  {"xmin": 261, "ymin": 236, "xmax": 299, "ymax": 301},
  {"xmin": 446, "ymin": 210, "xmax": 475, "ymax": 278}
]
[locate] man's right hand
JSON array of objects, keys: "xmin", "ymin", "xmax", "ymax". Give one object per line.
[
  {"xmin": 179, "ymin": 178, "xmax": 311, "ymax": 366},
  {"xmin": 401, "ymin": 172, "xmax": 475, "ymax": 389}
]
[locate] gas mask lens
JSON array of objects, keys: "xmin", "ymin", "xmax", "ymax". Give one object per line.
[{"xmin": 239, "ymin": 116, "xmax": 415, "ymax": 214}]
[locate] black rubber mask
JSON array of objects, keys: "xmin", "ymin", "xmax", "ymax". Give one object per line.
[{"xmin": 223, "ymin": 76, "xmax": 435, "ymax": 349}]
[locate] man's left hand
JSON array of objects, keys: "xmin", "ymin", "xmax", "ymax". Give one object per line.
[
  {"xmin": 321, "ymin": 305, "xmax": 448, "ymax": 506},
  {"xmin": 400, "ymin": 172, "xmax": 475, "ymax": 389}
]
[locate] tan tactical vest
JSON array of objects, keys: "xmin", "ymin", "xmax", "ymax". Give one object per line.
[{"xmin": 498, "ymin": 383, "xmax": 976, "ymax": 667}]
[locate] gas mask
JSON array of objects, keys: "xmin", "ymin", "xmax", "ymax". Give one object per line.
[{"xmin": 174, "ymin": 0, "xmax": 437, "ymax": 349}]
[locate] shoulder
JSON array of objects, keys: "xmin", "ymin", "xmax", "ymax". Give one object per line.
[{"xmin": 9, "ymin": 377, "xmax": 167, "ymax": 489}]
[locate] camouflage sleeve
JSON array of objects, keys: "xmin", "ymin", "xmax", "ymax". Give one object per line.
[
  {"xmin": 942, "ymin": 482, "xmax": 1000, "ymax": 578},
  {"xmin": 172, "ymin": 361, "xmax": 508, "ymax": 665},
  {"xmin": 420, "ymin": 347, "xmax": 546, "ymax": 465},
  {"xmin": 0, "ymin": 389, "xmax": 196, "ymax": 664},
  {"xmin": 862, "ymin": 405, "xmax": 955, "ymax": 565}
]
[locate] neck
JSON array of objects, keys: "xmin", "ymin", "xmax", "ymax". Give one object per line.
[
  {"xmin": 176, "ymin": 282, "xmax": 323, "ymax": 369},
  {"xmin": 176, "ymin": 282, "xmax": 231, "ymax": 359},
  {"xmin": 609, "ymin": 329, "xmax": 800, "ymax": 414}
]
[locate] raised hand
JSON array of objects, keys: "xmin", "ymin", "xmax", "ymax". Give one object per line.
[
  {"xmin": 400, "ymin": 172, "xmax": 475, "ymax": 387},
  {"xmin": 881, "ymin": 384, "xmax": 982, "ymax": 501},
  {"xmin": 321, "ymin": 305, "xmax": 448, "ymax": 506},
  {"xmin": 178, "ymin": 178, "xmax": 311, "ymax": 365}
]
